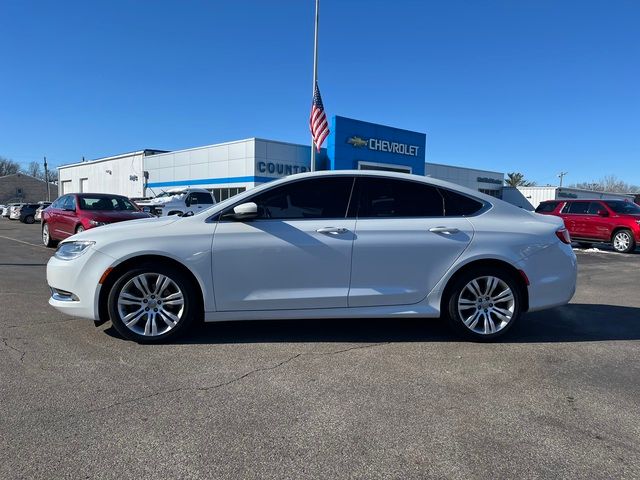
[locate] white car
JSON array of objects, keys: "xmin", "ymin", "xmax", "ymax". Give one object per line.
[
  {"xmin": 136, "ymin": 188, "xmax": 215, "ymax": 217},
  {"xmin": 46, "ymin": 170, "xmax": 577, "ymax": 343}
]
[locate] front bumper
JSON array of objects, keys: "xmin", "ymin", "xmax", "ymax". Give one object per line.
[{"xmin": 47, "ymin": 248, "xmax": 115, "ymax": 320}]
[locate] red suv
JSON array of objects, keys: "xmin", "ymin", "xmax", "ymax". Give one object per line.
[
  {"xmin": 536, "ymin": 199, "xmax": 640, "ymax": 253},
  {"xmin": 42, "ymin": 193, "xmax": 152, "ymax": 247}
]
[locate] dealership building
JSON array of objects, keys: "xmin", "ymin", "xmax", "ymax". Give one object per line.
[{"xmin": 58, "ymin": 116, "xmax": 505, "ymax": 201}]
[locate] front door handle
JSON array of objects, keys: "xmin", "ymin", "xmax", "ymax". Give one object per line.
[
  {"xmin": 429, "ymin": 226, "xmax": 460, "ymax": 235},
  {"xmin": 316, "ymin": 227, "xmax": 348, "ymax": 235}
]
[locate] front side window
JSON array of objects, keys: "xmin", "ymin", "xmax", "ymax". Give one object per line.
[
  {"xmin": 356, "ymin": 178, "xmax": 444, "ymax": 218},
  {"xmin": 194, "ymin": 192, "xmax": 214, "ymax": 204},
  {"xmin": 63, "ymin": 196, "xmax": 76, "ymax": 211},
  {"xmin": 247, "ymin": 177, "xmax": 354, "ymax": 220},
  {"xmin": 604, "ymin": 200, "xmax": 640, "ymax": 215}
]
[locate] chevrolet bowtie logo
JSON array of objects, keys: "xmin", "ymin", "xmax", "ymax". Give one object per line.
[{"xmin": 347, "ymin": 136, "xmax": 368, "ymax": 148}]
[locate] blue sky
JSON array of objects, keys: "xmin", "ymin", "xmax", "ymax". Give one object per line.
[{"xmin": 1, "ymin": 0, "xmax": 638, "ymax": 186}]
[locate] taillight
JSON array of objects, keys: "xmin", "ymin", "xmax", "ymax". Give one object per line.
[{"xmin": 555, "ymin": 227, "xmax": 571, "ymax": 244}]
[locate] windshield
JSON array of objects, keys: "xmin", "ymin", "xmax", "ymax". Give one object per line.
[
  {"xmin": 605, "ymin": 201, "xmax": 640, "ymax": 215},
  {"xmin": 79, "ymin": 196, "xmax": 138, "ymax": 211},
  {"xmin": 155, "ymin": 190, "xmax": 187, "ymax": 198}
]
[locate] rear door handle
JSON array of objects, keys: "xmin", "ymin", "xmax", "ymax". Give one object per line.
[
  {"xmin": 429, "ymin": 226, "xmax": 460, "ymax": 235},
  {"xmin": 316, "ymin": 227, "xmax": 348, "ymax": 235}
]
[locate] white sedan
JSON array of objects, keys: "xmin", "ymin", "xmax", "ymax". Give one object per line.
[{"xmin": 46, "ymin": 170, "xmax": 577, "ymax": 342}]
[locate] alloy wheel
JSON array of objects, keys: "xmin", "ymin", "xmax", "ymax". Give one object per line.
[
  {"xmin": 457, "ymin": 276, "xmax": 515, "ymax": 335},
  {"xmin": 613, "ymin": 231, "xmax": 631, "ymax": 252},
  {"xmin": 116, "ymin": 273, "xmax": 185, "ymax": 337}
]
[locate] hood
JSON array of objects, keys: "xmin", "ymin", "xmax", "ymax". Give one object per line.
[
  {"xmin": 86, "ymin": 211, "xmax": 151, "ymax": 222},
  {"xmin": 70, "ymin": 215, "xmax": 181, "ymax": 243},
  {"xmin": 137, "ymin": 193, "xmax": 186, "ymax": 206}
]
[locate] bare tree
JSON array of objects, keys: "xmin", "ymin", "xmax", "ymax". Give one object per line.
[
  {"xmin": 0, "ymin": 156, "xmax": 20, "ymax": 177},
  {"xmin": 572, "ymin": 175, "xmax": 639, "ymax": 193},
  {"xmin": 26, "ymin": 161, "xmax": 42, "ymax": 178},
  {"xmin": 505, "ymin": 172, "xmax": 536, "ymax": 187}
]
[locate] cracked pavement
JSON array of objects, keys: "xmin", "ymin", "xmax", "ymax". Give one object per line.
[{"xmin": 1, "ymin": 221, "xmax": 640, "ymax": 479}]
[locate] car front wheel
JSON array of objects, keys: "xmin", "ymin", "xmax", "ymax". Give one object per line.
[
  {"xmin": 612, "ymin": 229, "xmax": 635, "ymax": 253},
  {"xmin": 107, "ymin": 264, "xmax": 197, "ymax": 343},
  {"xmin": 446, "ymin": 267, "xmax": 522, "ymax": 341}
]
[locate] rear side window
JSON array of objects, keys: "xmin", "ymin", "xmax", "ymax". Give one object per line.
[
  {"xmin": 562, "ymin": 202, "xmax": 589, "ymax": 214},
  {"xmin": 248, "ymin": 177, "xmax": 354, "ymax": 219},
  {"xmin": 356, "ymin": 178, "xmax": 444, "ymax": 218},
  {"xmin": 438, "ymin": 188, "xmax": 484, "ymax": 216},
  {"xmin": 535, "ymin": 201, "xmax": 560, "ymax": 213}
]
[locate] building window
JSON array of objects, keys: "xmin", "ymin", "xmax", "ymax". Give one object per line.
[
  {"xmin": 208, "ymin": 187, "xmax": 246, "ymax": 202},
  {"xmin": 479, "ymin": 188, "xmax": 502, "ymax": 199}
]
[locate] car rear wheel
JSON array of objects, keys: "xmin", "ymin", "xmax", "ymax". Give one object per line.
[
  {"xmin": 612, "ymin": 229, "xmax": 635, "ymax": 253},
  {"xmin": 24, "ymin": 215, "xmax": 35, "ymax": 224},
  {"xmin": 446, "ymin": 267, "xmax": 522, "ymax": 341},
  {"xmin": 42, "ymin": 223, "xmax": 57, "ymax": 248},
  {"xmin": 107, "ymin": 264, "xmax": 197, "ymax": 343},
  {"xmin": 76, "ymin": 225, "xmax": 85, "ymax": 234}
]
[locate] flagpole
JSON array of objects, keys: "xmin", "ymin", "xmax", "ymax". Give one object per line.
[{"xmin": 310, "ymin": 0, "xmax": 319, "ymax": 171}]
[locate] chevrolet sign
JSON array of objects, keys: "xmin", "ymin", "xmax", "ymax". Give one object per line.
[{"xmin": 347, "ymin": 136, "xmax": 420, "ymax": 157}]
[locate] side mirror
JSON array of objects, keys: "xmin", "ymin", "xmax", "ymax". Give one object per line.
[
  {"xmin": 225, "ymin": 202, "xmax": 258, "ymax": 220},
  {"xmin": 597, "ymin": 210, "xmax": 609, "ymax": 217}
]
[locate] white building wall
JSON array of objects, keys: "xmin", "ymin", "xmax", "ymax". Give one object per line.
[{"xmin": 58, "ymin": 152, "xmax": 146, "ymax": 198}]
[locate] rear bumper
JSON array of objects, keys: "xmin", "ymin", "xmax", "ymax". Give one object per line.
[{"xmin": 517, "ymin": 242, "xmax": 577, "ymax": 312}]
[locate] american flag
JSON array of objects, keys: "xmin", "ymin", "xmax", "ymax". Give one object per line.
[{"xmin": 309, "ymin": 82, "xmax": 329, "ymax": 152}]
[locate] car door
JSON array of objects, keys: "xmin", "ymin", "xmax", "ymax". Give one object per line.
[
  {"xmin": 586, "ymin": 201, "xmax": 611, "ymax": 240},
  {"xmin": 212, "ymin": 176, "xmax": 356, "ymax": 311},
  {"xmin": 56, "ymin": 195, "xmax": 78, "ymax": 238},
  {"xmin": 563, "ymin": 201, "xmax": 590, "ymax": 239},
  {"xmin": 348, "ymin": 177, "xmax": 475, "ymax": 308}
]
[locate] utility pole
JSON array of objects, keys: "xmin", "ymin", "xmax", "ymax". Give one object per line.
[
  {"xmin": 310, "ymin": 0, "xmax": 319, "ymax": 171},
  {"xmin": 43, "ymin": 156, "xmax": 51, "ymax": 201},
  {"xmin": 558, "ymin": 171, "xmax": 568, "ymax": 187}
]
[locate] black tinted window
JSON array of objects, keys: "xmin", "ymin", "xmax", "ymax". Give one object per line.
[
  {"xmin": 535, "ymin": 201, "xmax": 559, "ymax": 213},
  {"xmin": 63, "ymin": 196, "xmax": 76, "ymax": 210},
  {"xmin": 587, "ymin": 202, "xmax": 603, "ymax": 215},
  {"xmin": 439, "ymin": 188, "xmax": 484, "ymax": 216},
  {"xmin": 194, "ymin": 192, "xmax": 214, "ymax": 204},
  {"xmin": 605, "ymin": 201, "xmax": 640, "ymax": 214},
  {"xmin": 356, "ymin": 178, "xmax": 444, "ymax": 218},
  {"xmin": 565, "ymin": 202, "xmax": 589, "ymax": 214},
  {"xmin": 249, "ymin": 177, "xmax": 354, "ymax": 219}
]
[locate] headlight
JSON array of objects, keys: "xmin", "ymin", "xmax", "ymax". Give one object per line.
[
  {"xmin": 54, "ymin": 241, "xmax": 95, "ymax": 261},
  {"xmin": 89, "ymin": 220, "xmax": 108, "ymax": 227}
]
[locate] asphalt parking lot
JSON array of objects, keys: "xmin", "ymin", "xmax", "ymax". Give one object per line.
[{"xmin": 1, "ymin": 220, "xmax": 639, "ymax": 479}]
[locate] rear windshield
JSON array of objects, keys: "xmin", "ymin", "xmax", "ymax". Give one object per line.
[
  {"xmin": 535, "ymin": 201, "xmax": 560, "ymax": 213},
  {"xmin": 604, "ymin": 201, "xmax": 640, "ymax": 214},
  {"xmin": 79, "ymin": 196, "xmax": 137, "ymax": 211}
]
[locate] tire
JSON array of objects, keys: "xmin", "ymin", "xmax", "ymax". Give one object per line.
[
  {"xmin": 445, "ymin": 267, "xmax": 523, "ymax": 341},
  {"xmin": 576, "ymin": 242, "xmax": 593, "ymax": 249},
  {"xmin": 76, "ymin": 225, "xmax": 85, "ymax": 234},
  {"xmin": 107, "ymin": 263, "xmax": 197, "ymax": 343},
  {"xmin": 42, "ymin": 223, "xmax": 57, "ymax": 248},
  {"xmin": 612, "ymin": 229, "xmax": 635, "ymax": 253},
  {"xmin": 24, "ymin": 215, "xmax": 35, "ymax": 224}
]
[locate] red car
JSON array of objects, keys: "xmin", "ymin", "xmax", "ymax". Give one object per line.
[
  {"xmin": 42, "ymin": 193, "xmax": 152, "ymax": 247},
  {"xmin": 536, "ymin": 199, "xmax": 640, "ymax": 253}
]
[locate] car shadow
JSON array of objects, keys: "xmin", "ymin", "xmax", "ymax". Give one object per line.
[{"xmin": 103, "ymin": 303, "xmax": 640, "ymax": 344}]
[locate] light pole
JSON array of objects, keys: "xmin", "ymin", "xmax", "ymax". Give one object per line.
[
  {"xmin": 310, "ymin": 0, "xmax": 319, "ymax": 171},
  {"xmin": 558, "ymin": 171, "xmax": 568, "ymax": 187}
]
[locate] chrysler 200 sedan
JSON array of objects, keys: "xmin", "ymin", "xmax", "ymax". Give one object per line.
[{"xmin": 46, "ymin": 171, "xmax": 577, "ymax": 343}]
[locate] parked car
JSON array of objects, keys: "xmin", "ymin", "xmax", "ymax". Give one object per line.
[
  {"xmin": 34, "ymin": 202, "xmax": 52, "ymax": 222},
  {"xmin": 47, "ymin": 170, "xmax": 577, "ymax": 343},
  {"xmin": 41, "ymin": 193, "xmax": 152, "ymax": 247},
  {"xmin": 136, "ymin": 188, "xmax": 215, "ymax": 217},
  {"xmin": 18, "ymin": 203, "xmax": 46, "ymax": 224},
  {"xmin": 536, "ymin": 199, "xmax": 640, "ymax": 253},
  {"xmin": 1, "ymin": 204, "xmax": 15, "ymax": 218},
  {"xmin": 9, "ymin": 203, "xmax": 26, "ymax": 220}
]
